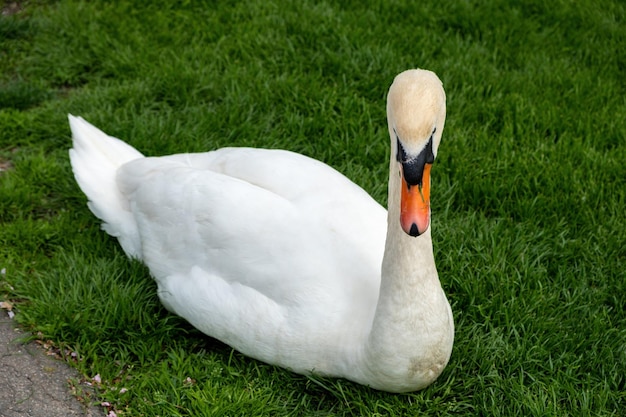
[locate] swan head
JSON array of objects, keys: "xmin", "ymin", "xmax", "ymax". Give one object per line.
[{"xmin": 387, "ymin": 69, "xmax": 446, "ymax": 237}]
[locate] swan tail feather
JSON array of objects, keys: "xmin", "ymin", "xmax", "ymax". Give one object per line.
[{"xmin": 68, "ymin": 114, "xmax": 144, "ymax": 258}]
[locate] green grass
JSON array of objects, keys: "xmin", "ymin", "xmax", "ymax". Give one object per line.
[{"xmin": 1, "ymin": 0, "xmax": 625, "ymax": 415}]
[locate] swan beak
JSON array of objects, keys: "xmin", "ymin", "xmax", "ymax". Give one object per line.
[{"xmin": 400, "ymin": 163, "xmax": 431, "ymax": 237}]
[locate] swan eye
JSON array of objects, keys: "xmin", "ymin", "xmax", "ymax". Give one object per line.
[
  {"xmin": 396, "ymin": 136, "xmax": 407, "ymax": 163},
  {"xmin": 394, "ymin": 128, "xmax": 410, "ymax": 164},
  {"xmin": 424, "ymin": 134, "xmax": 435, "ymax": 165}
]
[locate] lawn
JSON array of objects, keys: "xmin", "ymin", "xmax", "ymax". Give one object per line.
[{"xmin": 1, "ymin": 0, "xmax": 625, "ymax": 415}]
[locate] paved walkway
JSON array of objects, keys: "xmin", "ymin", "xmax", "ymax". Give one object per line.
[{"xmin": 0, "ymin": 312, "xmax": 102, "ymax": 417}]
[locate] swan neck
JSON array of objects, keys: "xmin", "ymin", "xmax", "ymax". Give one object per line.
[{"xmin": 355, "ymin": 155, "xmax": 453, "ymax": 392}]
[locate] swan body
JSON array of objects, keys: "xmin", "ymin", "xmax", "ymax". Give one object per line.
[{"xmin": 69, "ymin": 69, "xmax": 454, "ymax": 392}]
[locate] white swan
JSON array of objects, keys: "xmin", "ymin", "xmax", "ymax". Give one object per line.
[{"xmin": 69, "ymin": 69, "xmax": 453, "ymax": 393}]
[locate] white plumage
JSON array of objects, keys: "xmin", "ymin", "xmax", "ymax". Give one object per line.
[{"xmin": 69, "ymin": 69, "xmax": 454, "ymax": 392}]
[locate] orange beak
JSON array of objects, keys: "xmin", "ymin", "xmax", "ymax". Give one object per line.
[{"xmin": 400, "ymin": 163, "xmax": 431, "ymax": 236}]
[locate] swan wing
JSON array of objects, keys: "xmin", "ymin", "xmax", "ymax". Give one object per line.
[{"xmin": 115, "ymin": 149, "xmax": 386, "ymax": 357}]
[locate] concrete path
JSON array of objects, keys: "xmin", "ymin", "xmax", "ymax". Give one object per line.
[{"xmin": 0, "ymin": 312, "xmax": 103, "ymax": 417}]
